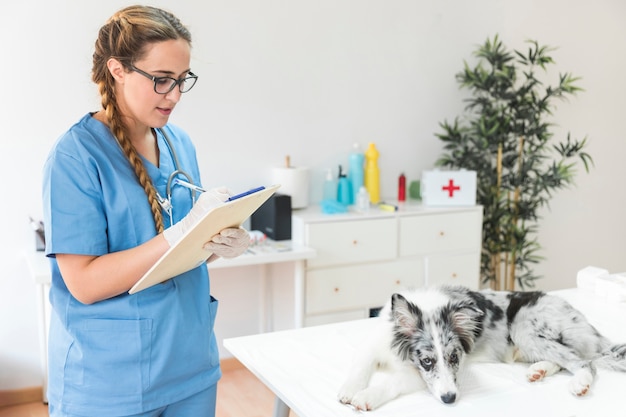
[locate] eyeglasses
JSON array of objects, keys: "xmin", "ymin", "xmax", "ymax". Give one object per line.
[{"xmin": 130, "ymin": 65, "xmax": 198, "ymax": 94}]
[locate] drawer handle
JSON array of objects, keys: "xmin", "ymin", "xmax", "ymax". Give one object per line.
[
  {"xmin": 451, "ymin": 273, "xmax": 458, "ymax": 279},
  {"xmin": 439, "ymin": 231, "xmax": 445, "ymax": 237},
  {"xmin": 334, "ymin": 287, "xmax": 340, "ymax": 293},
  {"xmin": 395, "ymin": 280, "xmax": 401, "ymax": 285},
  {"xmin": 352, "ymin": 240, "xmax": 358, "ymax": 245}
]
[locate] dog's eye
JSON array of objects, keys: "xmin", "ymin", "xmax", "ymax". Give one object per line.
[
  {"xmin": 420, "ymin": 357, "xmax": 434, "ymax": 371},
  {"xmin": 449, "ymin": 352, "xmax": 459, "ymax": 365}
]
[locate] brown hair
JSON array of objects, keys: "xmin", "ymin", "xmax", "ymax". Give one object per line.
[{"xmin": 92, "ymin": 5, "xmax": 192, "ymax": 233}]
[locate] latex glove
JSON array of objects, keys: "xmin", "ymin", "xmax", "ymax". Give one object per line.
[
  {"xmin": 203, "ymin": 227, "xmax": 250, "ymax": 259},
  {"xmin": 162, "ymin": 188, "xmax": 230, "ymax": 247}
]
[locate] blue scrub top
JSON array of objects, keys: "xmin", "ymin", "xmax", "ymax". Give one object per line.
[{"xmin": 42, "ymin": 114, "xmax": 221, "ymax": 416}]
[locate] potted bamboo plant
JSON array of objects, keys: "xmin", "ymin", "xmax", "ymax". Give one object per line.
[{"xmin": 435, "ymin": 35, "xmax": 593, "ymax": 290}]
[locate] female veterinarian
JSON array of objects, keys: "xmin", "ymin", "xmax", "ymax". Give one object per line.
[{"xmin": 42, "ymin": 5, "xmax": 249, "ymax": 417}]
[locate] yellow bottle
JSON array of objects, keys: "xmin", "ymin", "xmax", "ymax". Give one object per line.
[{"xmin": 364, "ymin": 142, "xmax": 380, "ymax": 203}]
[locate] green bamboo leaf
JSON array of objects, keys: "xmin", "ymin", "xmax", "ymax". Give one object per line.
[{"xmin": 433, "ymin": 34, "xmax": 592, "ymax": 287}]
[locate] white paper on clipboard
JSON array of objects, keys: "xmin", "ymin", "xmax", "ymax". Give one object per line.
[{"xmin": 129, "ymin": 184, "xmax": 280, "ymax": 294}]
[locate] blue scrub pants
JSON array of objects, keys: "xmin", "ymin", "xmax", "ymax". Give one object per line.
[{"xmin": 49, "ymin": 384, "xmax": 217, "ymax": 417}]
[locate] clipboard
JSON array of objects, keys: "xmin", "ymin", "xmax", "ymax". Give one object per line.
[{"xmin": 129, "ymin": 184, "xmax": 281, "ymax": 294}]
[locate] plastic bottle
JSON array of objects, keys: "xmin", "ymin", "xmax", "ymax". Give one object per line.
[
  {"xmin": 322, "ymin": 167, "xmax": 337, "ymax": 201},
  {"xmin": 398, "ymin": 173, "xmax": 406, "ymax": 202},
  {"xmin": 356, "ymin": 186, "xmax": 370, "ymax": 213},
  {"xmin": 364, "ymin": 143, "xmax": 380, "ymax": 204},
  {"xmin": 348, "ymin": 143, "xmax": 364, "ymax": 204},
  {"xmin": 336, "ymin": 165, "xmax": 352, "ymax": 205}
]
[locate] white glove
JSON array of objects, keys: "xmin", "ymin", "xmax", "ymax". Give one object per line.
[
  {"xmin": 162, "ymin": 188, "xmax": 230, "ymax": 247},
  {"xmin": 203, "ymin": 227, "xmax": 250, "ymax": 259}
]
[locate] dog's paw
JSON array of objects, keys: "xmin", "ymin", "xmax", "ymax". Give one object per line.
[
  {"xmin": 338, "ymin": 389, "xmax": 374, "ymax": 411},
  {"xmin": 526, "ymin": 361, "xmax": 560, "ymax": 382},
  {"xmin": 337, "ymin": 391, "xmax": 355, "ymax": 406},
  {"xmin": 527, "ymin": 367, "xmax": 546, "ymax": 382},
  {"xmin": 569, "ymin": 369, "xmax": 593, "ymax": 397},
  {"xmin": 337, "ymin": 381, "xmax": 366, "ymax": 406},
  {"xmin": 350, "ymin": 387, "xmax": 388, "ymax": 411},
  {"xmin": 338, "ymin": 384, "xmax": 390, "ymax": 411},
  {"xmin": 350, "ymin": 392, "xmax": 373, "ymax": 411}
]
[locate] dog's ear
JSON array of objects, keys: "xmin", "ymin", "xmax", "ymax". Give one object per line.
[
  {"xmin": 391, "ymin": 293, "xmax": 422, "ymax": 336},
  {"xmin": 449, "ymin": 301, "xmax": 483, "ymax": 352},
  {"xmin": 453, "ymin": 301, "xmax": 483, "ymax": 319}
]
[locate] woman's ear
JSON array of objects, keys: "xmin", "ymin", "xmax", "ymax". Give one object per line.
[{"xmin": 107, "ymin": 58, "xmax": 126, "ymax": 83}]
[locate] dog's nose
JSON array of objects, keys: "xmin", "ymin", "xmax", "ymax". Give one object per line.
[{"xmin": 441, "ymin": 392, "xmax": 456, "ymax": 404}]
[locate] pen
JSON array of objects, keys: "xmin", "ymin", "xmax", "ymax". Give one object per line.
[
  {"xmin": 174, "ymin": 178, "xmax": 206, "ymax": 193},
  {"xmin": 227, "ymin": 186, "xmax": 266, "ymax": 201}
]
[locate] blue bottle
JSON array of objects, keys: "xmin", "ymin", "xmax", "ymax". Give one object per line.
[
  {"xmin": 349, "ymin": 143, "xmax": 364, "ymax": 204},
  {"xmin": 322, "ymin": 167, "xmax": 337, "ymax": 201},
  {"xmin": 337, "ymin": 165, "xmax": 352, "ymax": 205}
]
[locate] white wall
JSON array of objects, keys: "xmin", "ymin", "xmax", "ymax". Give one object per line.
[{"xmin": 1, "ymin": 0, "xmax": 624, "ymax": 389}]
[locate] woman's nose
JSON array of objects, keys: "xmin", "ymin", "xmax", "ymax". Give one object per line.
[{"xmin": 165, "ymin": 87, "xmax": 182, "ymax": 102}]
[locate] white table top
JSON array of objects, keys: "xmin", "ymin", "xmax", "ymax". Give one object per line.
[
  {"xmin": 208, "ymin": 240, "xmax": 315, "ymax": 270},
  {"xmin": 224, "ymin": 289, "xmax": 626, "ymax": 417},
  {"xmin": 25, "ymin": 240, "xmax": 316, "ymax": 284}
]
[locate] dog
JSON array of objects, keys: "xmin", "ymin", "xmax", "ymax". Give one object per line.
[{"xmin": 337, "ymin": 285, "xmax": 626, "ymax": 411}]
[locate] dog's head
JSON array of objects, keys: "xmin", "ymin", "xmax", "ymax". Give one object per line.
[{"xmin": 389, "ymin": 292, "xmax": 484, "ymax": 404}]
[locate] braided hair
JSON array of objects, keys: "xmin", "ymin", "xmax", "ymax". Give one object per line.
[{"xmin": 91, "ymin": 5, "xmax": 192, "ymax": 233}]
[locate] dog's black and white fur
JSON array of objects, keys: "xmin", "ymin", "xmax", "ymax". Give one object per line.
[{"xmin": 338, "ymin": 285, "xmax": 626, "ymax": 411}]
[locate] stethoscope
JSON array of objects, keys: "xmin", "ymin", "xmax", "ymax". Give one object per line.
[{"xmin": 155, "ymin": 128, "xmax": 205, "ymax": 225}]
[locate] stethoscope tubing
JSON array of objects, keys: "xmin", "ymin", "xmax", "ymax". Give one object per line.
[{"xmin": 158, "ymin": 128, "xmax": 203, "ymax": 225}]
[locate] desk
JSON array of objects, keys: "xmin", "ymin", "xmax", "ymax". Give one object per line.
[
  {"xmin": 209, "ymin": 241, "xmax": 316, "ymax": 331},
  {"xmin": 224, "ymin": 289, "xmax": 626, "ymax": 417}
]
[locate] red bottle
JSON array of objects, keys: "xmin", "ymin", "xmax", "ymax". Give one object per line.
[{"xmin": 398, "ymin": 173, "xmax": 406, "ymax": 202}]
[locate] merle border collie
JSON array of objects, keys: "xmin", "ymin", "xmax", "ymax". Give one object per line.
[{"xmin": 338, "ymin": 285, "xmax": 626, "ymax": 411}]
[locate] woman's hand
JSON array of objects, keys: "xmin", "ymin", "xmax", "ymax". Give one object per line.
[
  {"xmin": 204, "ymin": 227, "xmax": 250, "ymax": 259},
  {"xmin": 163, "ymin": 187, "xmax": 230, "ymax": 247}
]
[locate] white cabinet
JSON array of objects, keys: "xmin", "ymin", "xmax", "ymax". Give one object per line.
[
  {"xmin": 399, "ymin": 211, "xmax": 482, "ymax": 255},
  {"xmin": 305, "ymin": 217, "xmax": 397, "ymax": 268},
  {"xmin": 305, "ymin": 258, "xmax": 424, "ymax": 315},
  {"xmin": 293, "ymin": 205, "xmax": 483, "ymax": 326}
]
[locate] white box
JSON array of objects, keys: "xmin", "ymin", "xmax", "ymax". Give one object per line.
[{"xmin": 421, "ymin": 170, "xmax": 477, "ymax": 206}]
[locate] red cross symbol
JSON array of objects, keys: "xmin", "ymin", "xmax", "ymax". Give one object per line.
[{"xmin": 442, "ymin": 179, "xmax": 460, "ymax": 197}]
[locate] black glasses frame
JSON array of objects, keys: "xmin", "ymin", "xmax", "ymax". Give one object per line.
[{"xmin": 130, "ymin": 65, "xmax": 198, "ymax": 94}]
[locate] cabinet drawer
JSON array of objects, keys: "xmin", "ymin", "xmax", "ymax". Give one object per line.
[
  {"xmin": 399, "ymin": 210, "xmax": 482, "ymax": 256},
  {"xmin": 426, "ymin": 253, "xmax": 480, "ymax": 289},
  {"xmin": 306, "ymin": 218, "xmax": 397, "ymax": 268},
  {"xmin": 306, "ymin": 259, "xmax": 424, "ymax": 315}
]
